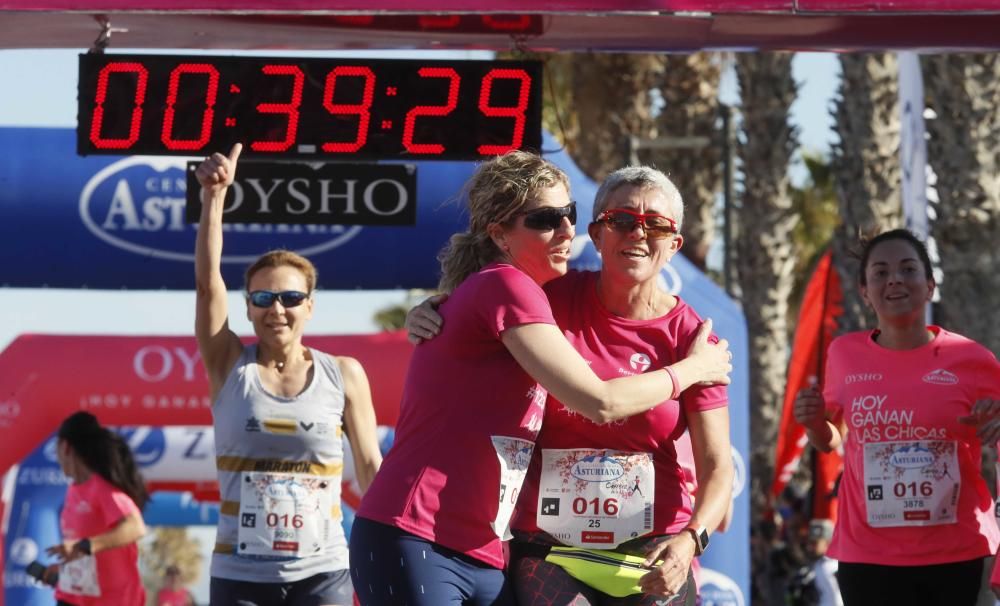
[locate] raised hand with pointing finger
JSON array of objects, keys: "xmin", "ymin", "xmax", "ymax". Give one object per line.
[{"xmin": 195, "ymin": 142, "xmax": 243, "ymax": 199}]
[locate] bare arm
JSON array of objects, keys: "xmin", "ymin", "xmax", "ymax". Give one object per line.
[
  {"xmin": 340, "ymin": 356, "xmax": 382, "ymax": 493},
  {"xmin": 638, "ymin": 407, "xmax": 733, "ymax": 596},
  {"xmin": 194, "ymin": 144, "xmax": 245, "ymax": 399},
  {"xmin": 47, "ymin": 511, "xmax": 146, "ymax": 562},
  {"xmin": 501, "ymin": 321, "xmax": 731, "ymax": 424},
  {"xmin": 685, "ymin": 407, "xmax": 734, "ymax": 536}
]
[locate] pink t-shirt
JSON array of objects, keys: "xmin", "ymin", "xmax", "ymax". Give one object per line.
[
  {"xmin": 56, "ymin": 473, "xmax": 145, "ymax": 606},
  {"xmin": 511, "ymin": 270, "xmax": 728, "ymax": 537},
  {"xmin": 357, "ymin": 263, "xmax": 555, "ymax": 568},
  {"xmin": 823, "ymin": 327, "xmax": 1000, "ymax": 566}
]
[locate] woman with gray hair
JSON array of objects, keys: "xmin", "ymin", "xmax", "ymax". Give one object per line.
[
  {"xmin": 407, "ymin": 164, "xmax": 734, "ymax": 604},
  {"xmin": 358, "ymin": 153, "xmax": 730, "ymax": 606}
]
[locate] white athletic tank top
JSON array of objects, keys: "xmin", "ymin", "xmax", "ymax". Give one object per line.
[{"xmin": 210, "ymin": 345, "xmax": 348, "ymax": 582}]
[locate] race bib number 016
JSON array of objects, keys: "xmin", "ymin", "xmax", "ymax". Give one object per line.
[
  {"xmin": 58, "ymin": 555, "xmax": 101, "ymax": 597},
  {"xmin": 490, "ymin": 436, "xmax": 536, "ymax": 540},
  {"xmin": 237, "ymin": 471, "xmax": 334, "ymax": 556},
  {"xmin": 537, "ymin": 448, "xmax": 654, "ymax": 548},
  {"xmin": 862, "ymin": 440, "xmax": 959, "ymax": 527}
]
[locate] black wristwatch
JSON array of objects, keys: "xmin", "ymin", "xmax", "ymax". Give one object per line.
[
  {"xmin": 74, "ymin": 538, "xmax": 92, "ymax": 556},
  {"xmin": 682, "ymin": 525, "xmax": 709, "ymax": 556}
]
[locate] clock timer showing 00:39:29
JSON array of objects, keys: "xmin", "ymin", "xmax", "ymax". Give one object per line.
[{"xmin": 77, "ymin": 54, "xmax": 543, "ymax": 161}]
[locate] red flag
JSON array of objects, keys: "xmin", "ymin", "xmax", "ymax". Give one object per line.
[{"xmin": 771, "ymin": 249, "xmax": 843, "ymax": 520}]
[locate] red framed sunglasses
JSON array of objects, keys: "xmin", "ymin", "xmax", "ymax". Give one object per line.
[{"xmin": 594, "ymin": 208, "xmax": 678, "ymax": 239}]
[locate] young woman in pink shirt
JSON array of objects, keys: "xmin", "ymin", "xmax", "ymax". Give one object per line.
[
  {"xmin": 795, "ymin": 229, "xmax": 1000, "ymax": 606},
  {"xmin": 351, "ymin": 152, "xmax": 732, "ymax": 606},
  {"xmin": 406, "ymin": 166, "xmax": 734, "ymax": 605},
  {"xmin": 44, "ymin": 412, "xmax": 149, "ymax": 606}
]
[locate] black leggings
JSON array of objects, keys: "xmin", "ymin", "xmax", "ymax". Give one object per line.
[{"xmin": 837, "ymin": 557, "xmax": 984, "ymax": 606}]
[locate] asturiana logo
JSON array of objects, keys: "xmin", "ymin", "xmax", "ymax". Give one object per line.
[
  {"xmin": 922, "ymin": 369, "xmax": 958, "ymax": 385},
  {"xmin": 79, "ymin": 156, "xmax": 362, "ymax": 263},
  {"xmin": 571, "ymin": 454, "xmax": 625, "ymax": 482},
  {"xmin": 889, "ymin": 445, "xmax": 935, "ymax": 469}
]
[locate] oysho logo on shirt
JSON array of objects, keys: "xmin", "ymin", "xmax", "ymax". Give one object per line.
[
  {"xmin": 845, "ymin": 373, "xmax": 883, "ymax": 384},
  {"xmin": 629, "ymin": 353, "xmax": 652, "ymax": 373},
  {"xmin": 923, "ymin": 369, "xmax": 959, "ymax": 385}
]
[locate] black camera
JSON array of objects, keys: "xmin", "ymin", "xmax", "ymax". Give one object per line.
[{"xmin": 25, "ymin": 561, "xmax": 57, "ymax": 586}]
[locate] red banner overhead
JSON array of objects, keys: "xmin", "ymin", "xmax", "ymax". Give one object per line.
[
  {"xmin": 0, "ymin": 0, "xmax": 796, "ymax": 11},
  {"xmin": 0, "ymin": 332, "xmax": 412, "ymax": 480},
  {"xmin": 2, "ymin": 0, "xmax": 993, "ymax": 10}
]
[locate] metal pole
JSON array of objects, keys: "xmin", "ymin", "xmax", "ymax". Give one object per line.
[{"xmin": 721, "ymin": 104, "xmax": 735, "ymax": 297}]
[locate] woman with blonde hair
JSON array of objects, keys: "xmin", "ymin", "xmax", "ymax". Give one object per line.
[
  {"xmin": 406, "ymin": 165, "xmax": 734, "ymax": 604},
  {"xmin": 350, "ymin": 152, "xmax": 732, "ymax": 605}
]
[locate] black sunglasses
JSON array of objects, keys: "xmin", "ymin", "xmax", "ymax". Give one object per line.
[
  {"xmin": 248, "ymin": 290, "xmax": 310, "ymax": 308},
  {"xmin": 519, "ymin": 202, "xmax": 577, "ymax": 231}
]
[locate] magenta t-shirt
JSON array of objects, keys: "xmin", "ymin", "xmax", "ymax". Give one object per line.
[
  {"xmin": 357, "ymin": 263, "xmax": 556, "ymax": 568},
  {"xmin": 56, "ymin": 473, "xmax": 145, "ymax": 606},
  {"xmin": 823, "ymin": 327, "xmax": 1000, "ymax": 566},
  {"xmin": 511, "ymin": 270, "xmax": 728, "ymax": 537}
]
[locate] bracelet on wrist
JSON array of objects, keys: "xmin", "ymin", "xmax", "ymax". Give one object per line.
[
  {"xmin": 664, "ymin": 366, "xmax": 680, "ymax": 400},
  {"xmin": 75, "ymin": 538, "xmax": 92, "ymax": 555}
]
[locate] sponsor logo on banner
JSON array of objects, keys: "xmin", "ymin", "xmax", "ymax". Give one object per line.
[
  {"xmin": 698, "ymin": 567, "xmax": 745, "ymax": 606},
  {"xmin": 571, "ymin": 454, "xmax": 625, "ymax": 482},
  {"xmin": 118, "ymin": 427, "xmax": 167, "ymax": 466},
  {"xmin": 79, "ymin": 156, "xmax": 363, "ymax": 263},
  {"xmin": 9, "ymin": 538, "xmax": 39, "ymax": 566},
  {"xmin": 184, "ymin": 161, "xmax": 418, "ymax": 226},
  {"xmin": 731, "ymin": 448, "xmax": 747, "ymax": 498},
  {"xmin": 888, "ymin": 444, "xmax": 934, "ymax": 469},
  {"xmin": 922, "ymin": 369, "xmax": 958, "ymax": 385}
]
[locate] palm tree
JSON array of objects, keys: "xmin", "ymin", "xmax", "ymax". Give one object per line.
[
  {"xmin": 647, "ymin": 52, "xmax": 724, "ymax": 271},
  {"xmin": 565, "ymin": 52, "xmax": 665, "ymax": 180},
  {"xmin": 733, "ymin": 52, "xmax": 799, "ymax": 523},
  {"xmin": 830, "ymin": 53, "xmax": 903, "ymax": 333},
  {"xmin": 922, "ymin": 53, "xmax": 1000, "ymax": 353}
]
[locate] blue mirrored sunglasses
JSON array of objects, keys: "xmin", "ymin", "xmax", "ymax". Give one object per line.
[{"xmin": 248, "ymin": 290, "xmax": 310, "ymax": 308}]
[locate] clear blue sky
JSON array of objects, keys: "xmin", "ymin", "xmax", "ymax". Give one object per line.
[{"xmin": 0, "ymin": 49, "xmax": 840, "ymax": 350}]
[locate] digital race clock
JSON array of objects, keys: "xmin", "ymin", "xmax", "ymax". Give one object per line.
[{"xmin": 77, "ymin": 54, "xmax": 543, "ymax": 161}]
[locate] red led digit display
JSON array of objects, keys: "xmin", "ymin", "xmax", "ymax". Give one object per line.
[
  {"xmin": 162, "ymin": 63, "xmax": 219, "ymax": 150},
  {"xmin": 78, "ymin": 54, "xmax": 542, "ymax": 161}
]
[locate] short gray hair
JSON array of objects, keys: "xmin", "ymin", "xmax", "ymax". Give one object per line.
[{"xmin": 592, "ymin": 166, "xmax": 684, "ymax": 230}]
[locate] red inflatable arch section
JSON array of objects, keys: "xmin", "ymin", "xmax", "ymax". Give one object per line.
[{"xmin": 0, "ymin": 332, "xmax": 412, "ymax": 484}]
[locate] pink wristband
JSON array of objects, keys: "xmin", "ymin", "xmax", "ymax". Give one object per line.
[{"xmin": 665, "ymin": 365, "xmax": 680, "ymax": 400}]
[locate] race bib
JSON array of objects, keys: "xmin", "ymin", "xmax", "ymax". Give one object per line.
[
  {"xmin": 58, "ymin": 555, "xmax": 100, "ymax": 597},
  {"xmin": 490, "ymin": 436, "xmax": 535, "ymax": 540},
  {"xmin": 237, "ymin": 472, "xmax": 334, "ymax": 556},
  {"xmin": 862, "ymin": 440, "xmax": 960, "ymax": 527},
  {"xmin": 537, "ymin": 448, "xmax": 654, "ymax": 547}
]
